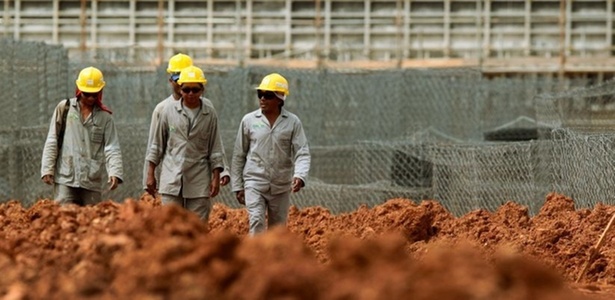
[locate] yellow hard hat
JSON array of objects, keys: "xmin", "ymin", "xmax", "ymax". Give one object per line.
[
  {"xmin": 177, "ymin": 65, "xmax": 208, "ymax": 85},
  {"xmin": 166, "ymin": 53, "xmax": 193, "ymax": 74},
  {"xmin": 75, "ymin": 66, "xmax": 105, "ymax": 93},
  {"xmin": 257, "ymin": 73, "xmax": 289, "ymax": 96}
]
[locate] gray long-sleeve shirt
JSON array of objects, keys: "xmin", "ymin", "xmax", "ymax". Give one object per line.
[
  {"xmin": 41, "ymin": 98, "xmax": 124, "ymax": 192},
  {"xmin": 146, "ymin": 97, "xmax": 225, "ymax": 198},
  {"xmin": 231, "ymin": 108, "xmax": 310, "ymax": 195},
  {"xmin": 142, "ymin": 95, "xmax": 230, "ymax": 190},
  {"xmin": 142, "ymin": 95, "xmax": 173, "ymax": 190}
]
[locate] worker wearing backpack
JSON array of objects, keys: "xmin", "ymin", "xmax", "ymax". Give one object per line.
[{"xmin": 41, "ymin": 66, "xmax": 124, "ymax": 206}]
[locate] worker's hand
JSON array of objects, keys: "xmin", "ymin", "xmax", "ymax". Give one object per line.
[
  {"xmin": 42, "ymin": 174, "xmax": 54, "ymax": 185},
  {"xmin": 291, "ymin": 177, "xmax": 304, "ymax": 193},
  {"xmin": 209, "ymin": 176, "xmax": 220, "ymax": 198},
  {"xmin": 146, "ymin": 175, "xmax": 157, "ymax": 196},
  {"xmin": 220, "ymin": 175, "xmax": 230, "ymax": 186},
  {"xmin": 236, "ymin": 190, "xmax": 245, "ymax": 205},
  {"xmin": 108, "ymin": 176, "xmax": 120, "ymax": 191}
]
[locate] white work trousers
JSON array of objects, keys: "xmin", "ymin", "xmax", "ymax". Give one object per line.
[{"xmin": 245, "ymin": 188, "xmax": 290, "ymax": 235}]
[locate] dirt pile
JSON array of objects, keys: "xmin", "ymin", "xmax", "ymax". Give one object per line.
[{"xmin": 0, "ymin": 192, "xmax": 614, "ymax": 299}]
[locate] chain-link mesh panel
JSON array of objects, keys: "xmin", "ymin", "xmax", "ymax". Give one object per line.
[
  {"xmin": 15, "ymin": 126, "xmax": 49, "ymax": 205},
  {"xmin": 0, "ymin": 39, "xmax": 68, "ymax": 203},
  {"xmin": 480, "ymin": 76, "xmax": 561, "ymax": 135},
  {"xmin": 429, "ymin": 141, "xmax": 547, "ymax": 216},
  {"xmin": 0, "ymin": 130, "xmax": 12, "ymax": 202},
  {"xmin": 550, "ymin": 129, "xmax": 615, "ymax": 208},
  {"xmin": 534, "ymin": 79, "xmax": 615, "ymax": 210},
  {"xmin": 536, "ymin": 77, "xmax": 615, "ymax": 132}
]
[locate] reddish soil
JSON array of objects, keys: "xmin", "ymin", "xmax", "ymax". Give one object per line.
[{"xmin": 1, "ymin": 192, "xmax": 615, "ymax": 299}]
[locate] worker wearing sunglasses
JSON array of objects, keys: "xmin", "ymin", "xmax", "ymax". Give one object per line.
[
  {"xmin": 142, "ymin": 54, "xmax": 231, "ymax": 201},
  {"xmin": 145, "ymin": 65, "xmax": 225, "ymax": 223},
  {"xmin": 231, "ymin": 73, "xmax": 311, "ymax": 235}
]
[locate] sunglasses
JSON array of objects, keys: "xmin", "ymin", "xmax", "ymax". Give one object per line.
[
  {"xmin": 257, "ymin": 90, "xmax": 278, "ymax": 100},
  {"xmin": 170, "ymin": 73, "xmax": 180, "ymax": 82},
  {"xmin": 181, "ymin": 87, "xmax": 203, "ymax": 94},
  {"xmin": 82, "ymin": 92, "xmax": 98, "ymax": 98}
]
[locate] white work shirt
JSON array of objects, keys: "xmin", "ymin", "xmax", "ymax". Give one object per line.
[
  {"xmin": 41, "ymin": 98, "xmax": 124, "ymax": 192},
  {"xmin": 142, "ymin": 95, "xmax": 174, "ymax": 189},
  {"xmin": 146, "ymin": 97, "xmax": 225, "ymax": 198},
  {"xmin": 142, "ymin": 95, "xmax": 231, "ymax": 190},
  {"xmin": 231, "ymin": 108, "xmax": 310, "ymax": 195}
]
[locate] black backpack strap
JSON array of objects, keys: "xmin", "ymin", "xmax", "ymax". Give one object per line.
[{"xmin": 57, "ymin": 98, "xmax": 70, "ymax": 150}]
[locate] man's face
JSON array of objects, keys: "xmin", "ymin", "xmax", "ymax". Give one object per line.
[
  {"xmin": 180, "ymin": 83, "xmax": 203, "ymax": 104},
  {"xmin": 258, "ymin": 90, "xmax": 282, "ymax": 113},
  {"xmin": 80, "ymin": 91, "xmax": 98, "ymax": 106}
]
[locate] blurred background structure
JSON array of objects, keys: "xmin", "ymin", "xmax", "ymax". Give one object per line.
[
  {"xmin": 2, "ymin": 1, "xmax": 615, "ymax": 216},
  {"xmin": 3, "ymin": 0, "xmax": 615, "ymax": 73}
]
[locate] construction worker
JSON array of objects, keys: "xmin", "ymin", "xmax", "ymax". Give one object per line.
[
  {"xmin": 143, "ymin": 53, "xmax": 229, "ymax": 195},
  {"xmin": 145, "ymin": 65, "xmax": 225, "ymax": 222},
  {"xmin": 231, "ymin": 73, "xmax": 311, "ymax": 235},
  {"xmin": 41, "ymin": 66, "xmax": 124, "ymax": 205}
]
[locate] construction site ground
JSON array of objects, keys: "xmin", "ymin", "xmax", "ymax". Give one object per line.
[{"xmin": 2, "ymin": 193, "xmax": 615, "ymax": 299}]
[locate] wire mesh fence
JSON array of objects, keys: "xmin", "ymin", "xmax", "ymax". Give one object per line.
[{"xmin": 3, "ymin": 38, "xmax": 615, "ymax": 216}]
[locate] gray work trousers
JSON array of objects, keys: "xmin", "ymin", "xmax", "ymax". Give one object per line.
[
  {"xmin": 54, "ymin": 184, "xmax": 102, "ymax": 206},
  {"xmin": 244, "ymin": 188, "xmax": 290, "ymax": 236},
  {"xmin": 160, "ymin": 194, "xmax": 212, "ymax": 221}
]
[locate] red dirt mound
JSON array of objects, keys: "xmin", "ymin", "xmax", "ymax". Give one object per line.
[{"xmin": 0, "ymin": 192, "xmax": 614, "ymax": 299}]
